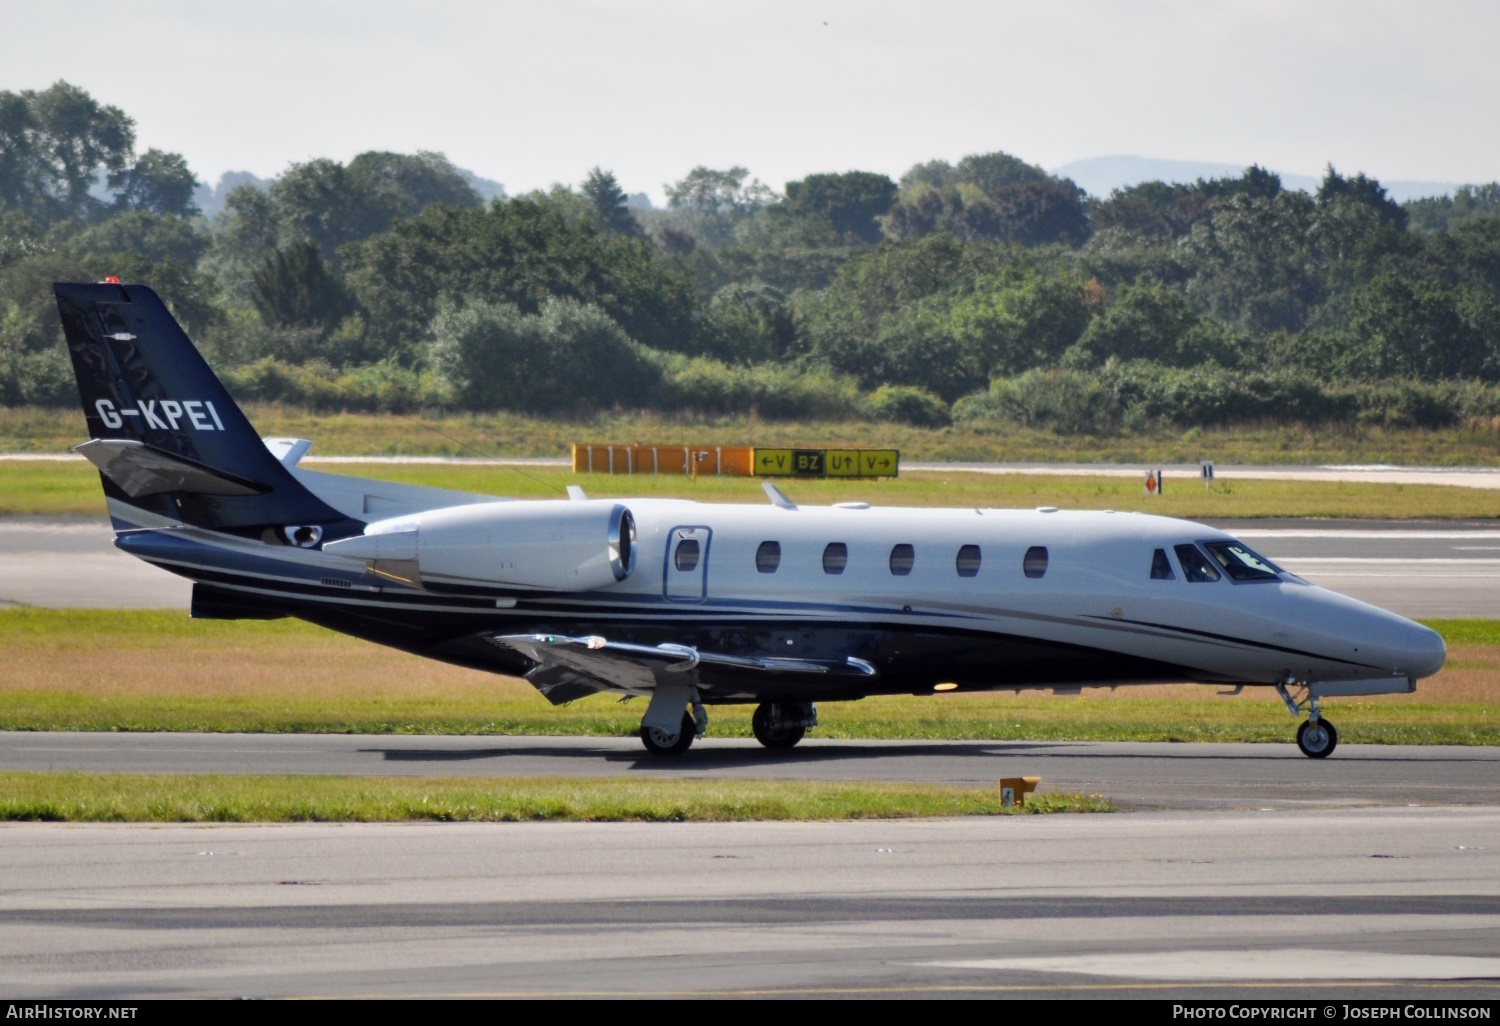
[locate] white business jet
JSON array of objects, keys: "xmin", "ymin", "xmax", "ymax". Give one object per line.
[{"xmin": 56, "ymin": 282, "xmax": 1446, "ymax": 758}]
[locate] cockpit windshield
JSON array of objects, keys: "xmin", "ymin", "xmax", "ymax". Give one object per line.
[{"xmin": 1202, "ymin": 540, "xmax": 1283, "ymax": 582}]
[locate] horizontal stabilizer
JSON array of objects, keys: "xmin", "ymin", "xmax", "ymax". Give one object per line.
[{"xmin": 73, "ymin": 438, "xmax": 271, "ymax": 498}]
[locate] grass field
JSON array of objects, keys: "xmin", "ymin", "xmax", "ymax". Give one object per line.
[
  {"xmin": 3, "ymin": 458, "xmax": 1499, "ymax": 519},
  {"xmin": 0, "ymin": 772, "xmax": 1107, "ymax": 822},
  {"xmin": 9, "ymin": 404, "xmax": 1500, "ymax": 465},
  {"xmin": 1, "ymin": 609, "xmax": 1494, "ymax": 745}
]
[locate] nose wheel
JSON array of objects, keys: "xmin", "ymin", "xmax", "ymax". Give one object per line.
[
  {"xmin": 1277, "ymin": 682, "xmax": 1339, "ymax": 759},
  {"xmin": 1296, "ymin": 717, "xmax": 1338, "ymax": 758}
]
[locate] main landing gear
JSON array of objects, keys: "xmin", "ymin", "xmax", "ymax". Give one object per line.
[
  {"xmin": 637, "ymin": 695, "xmax": 819, "ymax": 756},
  {"xmin": 751, "ymin": 702, "xmax": 817, "ymax": 751},
  {"xmin": 1277, "ymin": 682, "xmax": 1338, "ymax": 759},
  {"xmin": 640, "ymin": 711, "xmax": 698, "ymax": 756}
]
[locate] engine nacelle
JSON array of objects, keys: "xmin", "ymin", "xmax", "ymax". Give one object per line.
[{"xmin": 324, "ymin": 500, "xmax": 636, "ymax": 592}]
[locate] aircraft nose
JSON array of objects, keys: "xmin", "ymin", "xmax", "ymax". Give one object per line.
[{"xmin": 1398, "ymin": 620, "xmax": 1447, "ymax": 680}]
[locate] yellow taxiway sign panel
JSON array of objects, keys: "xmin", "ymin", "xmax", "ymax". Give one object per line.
[{"xmin": 753, "ymin": 448, "xmax": 898, "ymax": 478}]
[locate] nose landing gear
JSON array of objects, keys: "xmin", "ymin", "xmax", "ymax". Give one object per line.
[
  {"xmin": 1296, "ymin": 717, "xmax": 1338, "ymax": 759},
  {"xmin": 1277, "ymin": 682, "xmax": 1338, "ymax": 759}
]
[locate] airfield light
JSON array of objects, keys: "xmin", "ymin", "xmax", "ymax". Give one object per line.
[{"xmin": 934, "ymin": 683, "xmax": 958, "ymax": 692}]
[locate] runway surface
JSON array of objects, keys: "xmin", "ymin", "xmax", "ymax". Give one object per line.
[
  {"xmin": 4, "ymin": 515, "xmax": 1500, "ymax": 616},
  {"xmin": 1, "ymin": 809, "xmax": 1497, "ymax": 998},
  {"xmin": 4, "ymin": 733, "xmax": 1498, "ymax": 810}
]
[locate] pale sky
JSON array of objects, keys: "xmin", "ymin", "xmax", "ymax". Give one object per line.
[{"xmin": 3, "ymin": 0, "xmax": 1497, "ymax": 203}]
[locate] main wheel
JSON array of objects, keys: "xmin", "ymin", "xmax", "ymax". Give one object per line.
[
  {"xmin": 640, "ymin": 711, "xmax": 697, "ymax": 756},
  {"xmin": 752, "ymin": 703, "xmax": 806, "ymax": 750},
  {"xmin": 1296, "ymin": 718, "xmax": 1338, "ymax": 759}
]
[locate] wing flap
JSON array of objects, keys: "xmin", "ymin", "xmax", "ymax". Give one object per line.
[{"xmin": 491, "ymin": 633, "xmax": 876, "ymax": 702}]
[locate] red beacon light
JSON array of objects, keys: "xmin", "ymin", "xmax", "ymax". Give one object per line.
[{"xmin": 102, "ymin": 275, "xmax": 121, "ymax": 284}]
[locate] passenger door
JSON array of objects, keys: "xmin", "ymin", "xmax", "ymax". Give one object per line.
[{"xmin": 664, "ymin": 526, "xmax": 711, "ymax": 603}]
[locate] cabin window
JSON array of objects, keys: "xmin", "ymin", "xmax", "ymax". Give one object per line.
[
  {"xmin": 674, "ymin": 538, "xmax": 700, "ymax": 572},
  {"xmin": 1023, "ymin": 546, "xmax": 1048, "ymax": 579},
  {"xmin": 889, "ymin": 543, "xmax": 914, "ymax": 576},
  {"xmin": 1150, "ymin": 548, "xmax": 1175, "ymax": 580},
  {"xmin": 1174, "ymin": 543, "xmax": 1221, "ymax": 583},
  {"xmin": 755, "ymin": 540, "xmax": 781, "ymax": 574},
  {"xmin": 1203, "ymin": 540, "xmax": 1282, "ymax": 582},
  {"xmin": 956, "ymin": 544, "xmax": 982, "ymax": 578},
  {"xmin": 822, "ymin": 542, "xmax": 848, "ymax": 575}
]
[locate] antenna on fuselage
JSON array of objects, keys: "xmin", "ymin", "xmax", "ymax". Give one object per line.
[
  {"xmin": 566, "ymin": 485, "xmax": 588, "ymax": 501},
  {"xmin": 762, "ymin": 481, "xmax": 797, "ymax": 510}
]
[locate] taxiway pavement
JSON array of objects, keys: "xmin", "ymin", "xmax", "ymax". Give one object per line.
[
  {"xmin": 3, "ymin": 733, "xmax": 1497, "ymax": 811},
  {"xmin": 1, "ymin": 809, "xmax": 1497, "ymax": 998}
]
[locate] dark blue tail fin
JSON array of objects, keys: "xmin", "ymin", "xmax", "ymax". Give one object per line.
[{"xmin": 54, "ymin": 281, "xmax": 356, "ymax": 536}]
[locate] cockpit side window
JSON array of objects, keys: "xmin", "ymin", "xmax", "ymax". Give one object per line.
[
  {"xmin": 1202, "ymin": 540, "xmax": 1282, "ymax": 582},
  {"xmin": 1150, "ymin": 548, "xmax": 1175, "ymax": 580},
  {"xmin": 1173, "ymin": 543, "xmax": 1221, "ymax": 583}
]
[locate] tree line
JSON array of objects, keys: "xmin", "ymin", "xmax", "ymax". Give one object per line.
[{"xmin": 7, "ymin": 80, "xmax": 1500, "ymax": 433}]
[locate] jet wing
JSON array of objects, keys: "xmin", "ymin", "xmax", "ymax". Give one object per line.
[{"xmin": 491, "ymin": 633, "xmax": 876, "ymax": 705}]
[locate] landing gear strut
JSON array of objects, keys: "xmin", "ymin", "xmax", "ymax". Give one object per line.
[
  {"xmin": 752, "ymin": 701, "xmax": 816, "ymax": 750},
  {"xmin": 1277, "ymin": 682, "xmax": 1338, "ymax": 759}
]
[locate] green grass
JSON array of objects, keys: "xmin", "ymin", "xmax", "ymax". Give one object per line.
[
  {"xmin": 0, "ymin": 609, "xmax": 1494, "ymax": 745},
  {"xmin": 3, "ymin": 459, "xmax": 1499, "ymax": 519},
  {"xmin": 0, "ymin": 772, "xmax": 1109, "ymax": 822},
  {"xmin": 11, "ymin": 403, "xmax": 1500, "ymax": 465}
]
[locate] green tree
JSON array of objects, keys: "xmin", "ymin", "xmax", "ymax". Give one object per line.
[
  {"xmin": 346, "ymin": 150, "xmax": 482, "ymax": 216},
  {"xmin": 698, "ymin": 285, "xmax": 796, "ymax": 364},
  {"xmin": 0, "ymin": 81, "xmax": 135, "ymax": 224},
  {"xmin": 1065, "ymin": 283, "xmax": 1239, "ymax": 368},
  {"xmin": 777, "ymin": 171, "xmax": 897, "ymax": 245},
  {"xmin": 664, "ymin": 166, "xmax": 775, "ymax": 245},
  {"xmin": 1406, "ymin": 183, "xmax": 1500, "ymax": 233},
  {"xmin": 72, "ymin": 210, "xmax": 208, "ymax": 266},
  {"xmin": 110, "ymin": 148, "xmax": 200, "ymax": 217},
  {"xmin": 343, "ymin": 198, "xmax": 697, "ymax": 360},
  {"xmin": 251, "ymin": 241, "xmax": 356, "ymax": 334},
  {"xmin": 1317, "ymin": 165, "xmax": 1406, "ymax": 231},
  {"xmin": 203, "ymin": 184, "xmax": 280, "ymax": 305},
  {"xmin": 953, "ymin": 151, "xmax": 1050, "ymax": 193},
  {"xmin": 582, "ymin": 167, "xmax": 640, "ymax": 236},
  {"xmin": 1344, "ymin": 275, "xmax": 1500, "ymax": 380},
  {"xmin": 1182, "ymin": 190, "xmax": 1323, "ymax": 334},
  {"xmin": 269, "ymin": 158, "xmax": 404, "ymax": 262},
  {"xmin": 429, "ymin": 296, "xmax": 658, "ymax": 412}
]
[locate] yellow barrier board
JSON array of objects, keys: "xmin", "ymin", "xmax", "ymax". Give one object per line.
[{"xmin": 753, "ymin": 447, "xmax": 899, "ymax": 478}]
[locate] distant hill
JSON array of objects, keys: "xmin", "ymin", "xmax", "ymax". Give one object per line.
[{"xmin": 1052, "ymin": 155, "xmax": 1459, "ymax": 203}]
